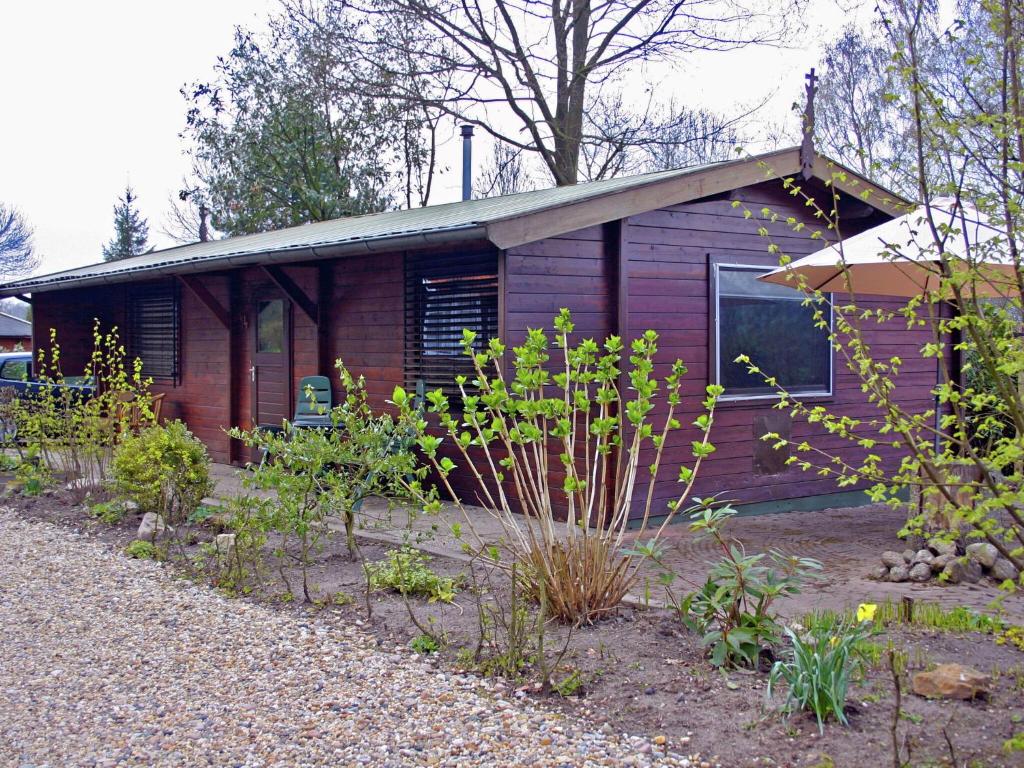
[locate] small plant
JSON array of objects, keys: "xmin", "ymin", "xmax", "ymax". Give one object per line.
[
  {"xmin": 14, "ymin": 456, "xmax": 48, "ymax": 496},
  {"xmin": 996, "ymin": 625, "xmax": 1024, "ymax": 652},
  {"xmin": 88, "ymin": 500, "xmax": 130, "ymax": 525},
  {"xmin": 767, "ymin": 621, "xmax": 871, "ymax": 733},
  {"xmin": 551, "ymin": 668, "xmax": 584, "ymax": 697},
  {"xmin": 639, "ymin": 500, "xmax": 820, "ymax": 668},
  {"xmin": 124, "ymin": 539, "xmax": 160, "ymax": 560},
  {"xmin": 410, "ymin": 633, "xmax": 440, "ymax": 654},
  {"xmin": 112, "ymin": 420, "xmax": 213, "ymax": 525},
  {"xmin": 365, "ymin": 547, "xmax": 458, "ymax": 603}
]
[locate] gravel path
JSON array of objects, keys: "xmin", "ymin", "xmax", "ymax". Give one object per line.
[{"xmin": 0, "ymin": 509, "xmax": 707, "ymax": 768}]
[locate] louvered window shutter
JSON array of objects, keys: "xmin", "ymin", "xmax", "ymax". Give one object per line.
[
  {"xmin": 126, "ymin": 282, "xmax": 180, "ymax": 381},
  {"xmin": 404, "ymin": 252, "xmax": 499, "ymax": 400}
]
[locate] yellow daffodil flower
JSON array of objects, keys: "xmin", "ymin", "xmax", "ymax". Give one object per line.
[{"xmin": 856, "ymin": 603, "xmax": 878, "ymax": 623}]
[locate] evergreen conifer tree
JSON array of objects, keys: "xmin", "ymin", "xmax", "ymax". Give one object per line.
[{"xmin": 102, "ymin": 186, "xmax": 149, "ymax": 261}]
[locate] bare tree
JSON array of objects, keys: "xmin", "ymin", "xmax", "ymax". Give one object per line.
[
  {"xmin": 0, "ymin": 204, "xmax": 39, "ymax": 279},
  {"xmin": 337, "ymin": 0, "xmax": 803, "ymax": 186},
  {"xmin": 161, "ymin": 184, "xmax": 214, "ymax": 245},
  {"xmin": 581, "ymin": 96, "xmax": 747, "ymax": 178},
  {"xmin": 813, "ymin": 24, "xmax": 920, "ymax": 196},
  {"xmin": 475, "ymin": 141, "xmax": 537, "ymax": 197}
]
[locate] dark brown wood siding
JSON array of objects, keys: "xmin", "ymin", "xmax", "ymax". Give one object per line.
[{"xmin": 620, "ymin": 181, "xmax": 928, "ymax": 515}]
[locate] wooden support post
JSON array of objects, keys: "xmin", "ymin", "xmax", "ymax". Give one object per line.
[
  {"xmin": 261, "ymin": 265, "xmax": 318, "ymax": 325},
  {"xmin": 178, "ymin": 275, "xmax": 230, "ymax": 330},
  {"xmin": 228, "ymin": 272, "xmax": 242, "ymax": 465},
  {"xmin": 317, "ymin": 263, "xmax": 333, "ymax": 376}
]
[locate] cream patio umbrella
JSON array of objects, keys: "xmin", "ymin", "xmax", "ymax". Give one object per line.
[{"xmin": 759, "ymin": 198, "xmax": 1014, "ymax": 298}]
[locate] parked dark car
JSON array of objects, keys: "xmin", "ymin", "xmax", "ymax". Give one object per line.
[{"xmin": 0, "ymin": 351, "xmax": 94, "ymax": 403}]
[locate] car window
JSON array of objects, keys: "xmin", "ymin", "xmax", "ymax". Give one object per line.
[{"xmin": 0, "ymin": 359, "xmax": 29, "ymax": 381}]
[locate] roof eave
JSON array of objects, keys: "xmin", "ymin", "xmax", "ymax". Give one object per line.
[
  {"xmin": 486, "ymin": 148, "xmax": 911, "ymax": 250},
  {"xmin": 0, "ymin": 224, "xmax": 489, "ymax": 297}
]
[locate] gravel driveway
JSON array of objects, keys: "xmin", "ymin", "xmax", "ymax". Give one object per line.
[{"xmin": 0, "ymin": 510, "xmax": 702, "ymax": 768}]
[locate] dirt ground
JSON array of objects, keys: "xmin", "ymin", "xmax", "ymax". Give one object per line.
[{"xmin": 8, "ymin": 488, "xmax": 1024, "ymax": 768}]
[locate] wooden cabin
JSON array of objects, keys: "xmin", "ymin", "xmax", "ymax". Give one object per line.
[
  {"xmin": 0, "ymin": 148, "xmax": 929, "ymax": 517},
  {"xmin": 0, "ymin": 311, "xmax": 32, "ymax": 351}
]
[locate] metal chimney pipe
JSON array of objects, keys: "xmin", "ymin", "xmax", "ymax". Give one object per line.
[{"xmin": 460, "ymin": 124, "xmax": 474, "ymax": 201}]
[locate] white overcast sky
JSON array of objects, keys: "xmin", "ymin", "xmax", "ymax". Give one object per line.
[{"xmin": 0, "ymin": 0, "xmax": 876, "ymax": 277}]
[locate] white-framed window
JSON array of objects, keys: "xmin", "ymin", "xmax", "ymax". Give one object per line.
[{"xmin": 712, "ymin": 262, "xmax": 832, "ymax": 400}]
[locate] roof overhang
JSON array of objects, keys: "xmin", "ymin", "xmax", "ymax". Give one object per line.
[
  {"xmin": 1, "ymin": 147, "xmax": 909, "ymax": 298},
  {"xmin": 485, "ymin": 148, "xmax": 908, "ymax": 249}
]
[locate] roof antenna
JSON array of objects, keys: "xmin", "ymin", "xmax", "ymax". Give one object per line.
[{"xmin": 800, "ymin": 68, "xmax": 818, "ymax": 180}]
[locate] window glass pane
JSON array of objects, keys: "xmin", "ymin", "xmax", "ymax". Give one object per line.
[
  {"xmin": 718, "ymin": 266, "xmax": 831, "ymax": 397},
  {"xmin": 717, "ymin": 266, "xmax": 807, "ymax": 300},
  {"xmin": 0, "ymin": 360, "xmax": 27, "ymax": 380},
  {"xmin": 257, "ymin": 300, "xmax": 284, "ymax": 353}
]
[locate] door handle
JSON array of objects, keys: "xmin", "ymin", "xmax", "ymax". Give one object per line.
[{"xmin": 250, "ymin": 365, "xmax": 256, "ymax": 382}]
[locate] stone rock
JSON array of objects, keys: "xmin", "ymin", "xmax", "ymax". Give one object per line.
[
  {"xmin": 870, "ymin": 564, "xmax": 890, "ymax": 581},
  {"xmin": 215, "ymin": 533, "xmax": 237, "ymax": 559},
  {"xmin": 966, "ymin": 542, "xmax": 998, "ymax": 569},
  {"xmin": 929, "ymin": 538, "xmax": 958, "ymax": 557},
  {"xmin": 889, "ymin": 565, "xmax": 910, "ymax": 583},
  {"xmin": 962, "ymin": 558, "xmax": 984, "ymax": 583},
  {"xmin": 909, "ymin": 562, "xmax": 932, "ymax": 582},
  {"xmin": 123, "ymin": 499, "xmax": 140, "ymax": 513},
  {"xmin": 912, "ymin": 664, "xmax": 990, "ymax": 700},
  {"xmin": 941, "ymin": 559, "xmax": 965, "ymax": 584},
  {"xmin": 902, "ymin": 534, "xmax": 926, "ymax": 552},
  {"xmin": 902, "ymin": 549, "xmax": 916, "ymax": 564},
  {"xmin": 881, "ymin": 550, "xmax": 905, "ymax": 569},
  {"xmin": 930, "ymin": 553, "xmax": 953, "ymax": 573},
  {"xmin": 991, "ymin": 557, "xmax": 1020, "ymax": 583},
  {"xmin": 912, "ymin": 549, "xmax": 934, "ymax": 566},
  {"xmin": 137, "ymin": 513, "xmax": 172, "ymax": 541}
]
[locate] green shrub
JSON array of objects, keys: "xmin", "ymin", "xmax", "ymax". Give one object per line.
[
  {"xmin": 767, "ymin": 622, "xmax": 870, "ymax": 733},
  {"xmin": 16, "ymin": 324, "xmax": 153, "ymax": 502},
  {"xmin": 637, "ymin": 501, "xmax": 820, "ymax": 669},
  {"xmin": 88, "ymin": 500, "xmax": 130, "ymax": 525},
  {"xmin": 228, "ymin": 362, "xmax": 422, "ymax": 602},
  {"xmin": 410, "ymin": 633, "xmax": 440, "ymax": 654},
  {"xmin": 112, "ymin": 420, "xmax": 213, "ymax": 524},
  {"xmin": 124, "ymin": 540, "xmax": 160, "ymax": 560},
  {"xmin": 366, "ymin": 547, "xmax": 458, "ymax": 603}
]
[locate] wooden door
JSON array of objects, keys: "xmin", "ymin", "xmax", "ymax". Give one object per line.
[{"xmin": 250, "ymin": 296, "xmax": 291, "ymax": 429}]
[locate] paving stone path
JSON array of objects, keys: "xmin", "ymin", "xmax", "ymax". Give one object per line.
[{"xmin": 0, "ymin": 509, "xmax": 704, "ymax": 768}]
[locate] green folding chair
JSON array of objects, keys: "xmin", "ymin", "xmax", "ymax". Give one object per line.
[{"xmin": 291, "ymin": 375, "xmax": 332, "ymax": 429}]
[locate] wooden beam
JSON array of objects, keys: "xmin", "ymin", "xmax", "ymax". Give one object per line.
[
  {"xmin": 228, "ymin": 272, "xmax": 242, "ymax": 465},
  {"xmin": 261, "ymin": 265, "xmax": 318, "ymax": 325},
  {"xmin": 11, "ymin": 294, "xmax": 30, "ymax": 304},
  {"xmin": 178, "ymin": 275, "xmax": 229, "ymax": 330},
  {"xmin": 317, "ymin": 263, "xmax": 333, "ymax": 375}
]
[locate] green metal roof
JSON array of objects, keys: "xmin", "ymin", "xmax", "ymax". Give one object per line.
[
  {"xmin": 2, "ymin": 147, "xmax": 901, "ymax": 296},
  {"xmin": 0, "ymin": 159, "xmax": 736, "ymax": 296}
]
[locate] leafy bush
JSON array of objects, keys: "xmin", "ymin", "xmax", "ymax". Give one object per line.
[
  {"xmin": 229, "ymin": 363, "xmax": 421, "ymax": 602},
  {"xmin": 14, "ymin": 454, "xmax": 48, "ymax": 496},
  {"xmin": 767, "ymin": 622, "xmax": 871, "ymax": 733},
  {"xmin": 392, "ymin": 309, "xmax": 720, "ymax": 624},
  {"xmin": 366, "ymin": 547, "xmax": 458, "ymax": 603},
  {"xmin": 410, "ymin": 633, "xmax": 440, "ymax": 654},
  {"xmin": 112, "ymin": 420, "xmax": 213, "ymax": 525},
  {"xmin": 638, "ymin": 501, "xmax": 820, "ymax": 668},
  {"xmin": 124, "ymin": 540, "xmax": 160, "ymax": 560},
  {"xmin": 207, "ymin": 495, "xmax": 273, "ymax": 595},
  {"xmin": 16, "ymin": 323, "xmax": 153, "ymax": 502},
  {"xmin": 88, "ymin": 500, "xmax": 130, "ymax": 525}
]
